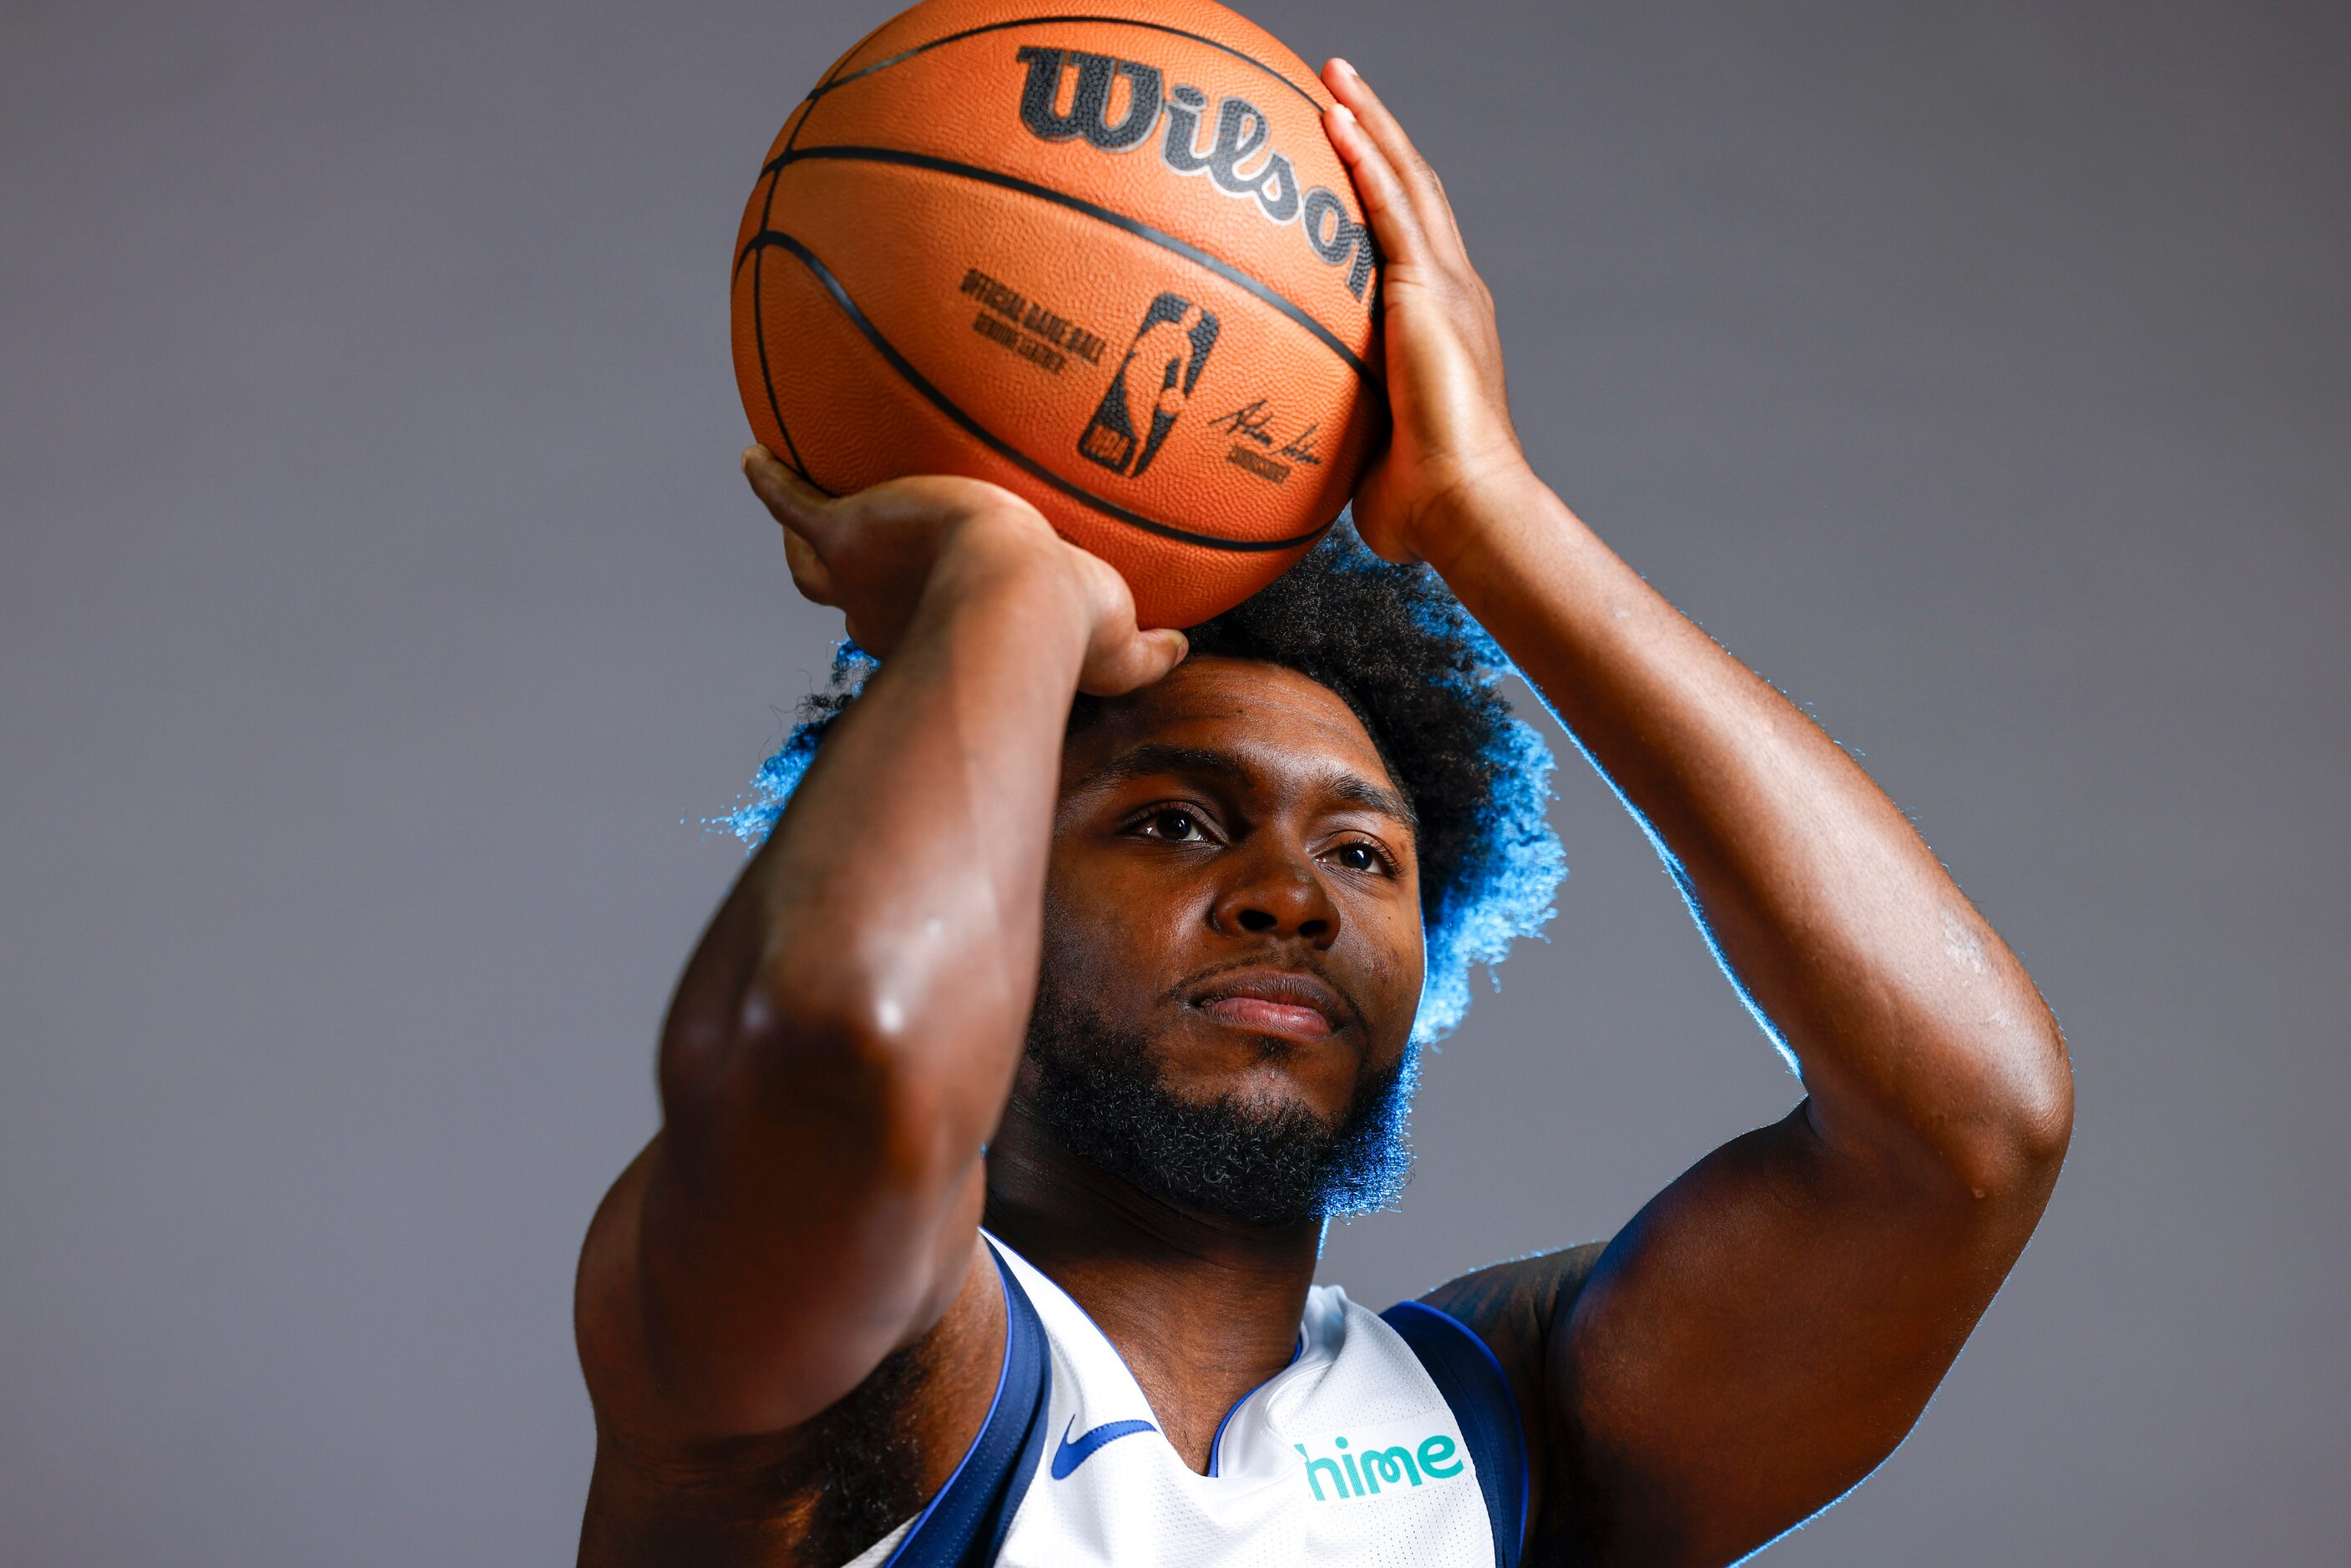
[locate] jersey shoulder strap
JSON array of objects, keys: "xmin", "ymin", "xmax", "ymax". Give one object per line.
[
  {"xmin": 1378, "ymin": 1299, "xmax": 1529, "ymax": 1568},
  {"xmin": 882, "ymin": 1239, "xmax": 1052, "ymax": 1568}
]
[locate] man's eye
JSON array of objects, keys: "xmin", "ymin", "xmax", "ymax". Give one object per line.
[
  {"xmin": 1143, "ymin": 811, "xmax": 1202, "ymax": 842},
  {"xmin": 1330, "ymin": 842, "xmax": 1386, "ymax": 873}
]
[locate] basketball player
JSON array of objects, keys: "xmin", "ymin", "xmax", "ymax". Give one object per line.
[{"xmin": 576, "ymin": 62, "xmax": 2071, "ymax": 1566}]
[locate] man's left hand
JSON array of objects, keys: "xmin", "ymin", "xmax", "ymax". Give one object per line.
[{"xmin": 1322, "ymin": 58, "xmax": 1532, "ymax": 570}]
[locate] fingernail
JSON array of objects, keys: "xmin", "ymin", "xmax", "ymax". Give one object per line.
[
  {"xmin": 1332, "ymin": 56, "xmax": 1358, "ymax": 79},
  {"xmin": 1329, "ymin": 103, "xmax": 1357, "ymax": 130}
]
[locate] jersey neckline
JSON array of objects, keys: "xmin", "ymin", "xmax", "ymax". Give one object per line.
[{"xmin": 984, "ymin": 1230, "xmax": 1317, "ymax": 1485}]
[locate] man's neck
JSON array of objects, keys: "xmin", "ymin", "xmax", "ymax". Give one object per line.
[{"xmin": 983, "ymin": 1110, "xmax": 1322, "ymax": 1473}]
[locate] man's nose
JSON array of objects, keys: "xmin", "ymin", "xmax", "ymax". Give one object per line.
[{"xmin": 1210, "ymin": 847, "xmax": 1342, "ymax": 948}]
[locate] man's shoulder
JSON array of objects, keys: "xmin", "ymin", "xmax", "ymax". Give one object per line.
[
  {"xmin": 1411, "ymin": 1242, "xmax": 1610, "ymax": 1457},
  {"xmin": 1417, "ymin": 1239, "xmax": 1610, "ymax": 1345}
]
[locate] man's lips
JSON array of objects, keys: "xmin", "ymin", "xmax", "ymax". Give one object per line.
[
  {"xmin": 1205, "ymin": 996, "xmax": 1332, "ymax": 1037},
  {"xmin": 1189, "ymin": 968, "xmax": 1355, "ymax": 1040}
]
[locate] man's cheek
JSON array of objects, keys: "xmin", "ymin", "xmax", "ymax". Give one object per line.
[
  {"xmin": 1041, "ymin": 899, "xmax": 1157, "ymax": 1005},
  {"xmin": 1052, "ymin": 865, "xmax": 1194, "ymax": 975}
]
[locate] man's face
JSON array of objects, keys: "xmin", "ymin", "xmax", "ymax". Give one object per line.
[{"xmin": 1015, "ymin": 656, "xmax": 1426, "ymax": 1223}]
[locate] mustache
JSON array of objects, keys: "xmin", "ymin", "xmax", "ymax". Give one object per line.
[{"xmin": 1161, "ymin": 953, "xmax": 1369, "ymax": 1032}]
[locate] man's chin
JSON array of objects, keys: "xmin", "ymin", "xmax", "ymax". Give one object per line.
[
  {"xmin": 1160, "ymin": 1042, "xmax": 1358, "ymax": 1119},
  {"xmin": 1021, "ymin": 989, "xmax": 1414, "ymax": 1226},
  {"xmin": 1163, "ymin": 1004, "xmax": 1377, "ymax": 1100}
]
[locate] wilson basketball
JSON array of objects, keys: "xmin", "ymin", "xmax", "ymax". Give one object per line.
[{"xmin": 731, "ymin": 0, "xmax": 1383, "ymax": 629}]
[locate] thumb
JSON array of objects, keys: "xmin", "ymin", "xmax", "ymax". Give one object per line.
[
  {"xmin": 1079, "ymin": 628, "xmax": 1190, "ymax": 697},
  {"xmin": 779, "ymin": 524, "xmax": 837, "ymax": 605},
  {"xmin": 742, "ymin": 445, "xmax": 833, "ymax": 539}
]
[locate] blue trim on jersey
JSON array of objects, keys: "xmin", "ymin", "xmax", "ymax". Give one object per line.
[
  {"xmin": 1379, "ymin": 1300, "xmax": 1530, "ymax": 1568},
  {"xmin": 883, "ymin": 1240, "xmax": 1052, "ymax": 1568},
  {"xmin": 1205, "ymin": 1333, "xmax": 1303, "ymax": 1478}
]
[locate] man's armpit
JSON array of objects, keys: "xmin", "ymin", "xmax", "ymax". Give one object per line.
[{"xmin": 579, "ymin": 1237, "xmax": 1005, "ymax": 1568}]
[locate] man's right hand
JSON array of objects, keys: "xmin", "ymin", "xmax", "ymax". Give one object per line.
[{"xmin": 741, "ymin": 447, "xmax": 1186, "ymax": 695}]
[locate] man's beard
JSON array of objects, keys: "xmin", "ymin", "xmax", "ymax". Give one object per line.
[{"xmin": 1015, "ymin": 968, "xmax": 1414, "ymax": 1226}]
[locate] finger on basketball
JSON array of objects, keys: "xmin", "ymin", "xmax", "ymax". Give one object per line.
[
  {"xmin": 743, "ymin": 444, "xmax": 826, "ymax": 534},
  {"xmin": 1322, "ymin": 100, "xmax": 1428, "ymax": 260},
  {"xmin": 1323, "ymin": 62, "xmax": 1456, "ymax": 250}
]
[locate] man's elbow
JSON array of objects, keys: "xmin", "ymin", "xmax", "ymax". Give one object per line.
[
  {"xmin": 657, "ymin": 963, "xmax": 979, "ymax": 1191},
  {"xmin": 1935, "ymin": 1016, "xmax": 2075, "ymax": 1206}
]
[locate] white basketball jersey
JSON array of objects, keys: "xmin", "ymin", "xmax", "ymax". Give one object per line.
[{"xmin": 842, "ymin": 1234, "xmax": 1521, "ymax": 1568}]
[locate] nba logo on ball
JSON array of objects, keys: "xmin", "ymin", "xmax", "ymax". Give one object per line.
[
  {"xmin": 731, "ymin": 0, "xmax": 1385, "ymax": 629},
  {"xmin": 1079, "ymin": 293, "xmax": 1221, "ymax": 478}
]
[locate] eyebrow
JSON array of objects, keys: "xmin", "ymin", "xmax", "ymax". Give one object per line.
[{"xmin": 1078, "ymin": 742, "xmax": 1418, "ymax": 830}]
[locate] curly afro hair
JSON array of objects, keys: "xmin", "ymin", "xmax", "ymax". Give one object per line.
[{"xmin": 715, "ymin": 516, "xmax": 1565, "ymax": 1045}]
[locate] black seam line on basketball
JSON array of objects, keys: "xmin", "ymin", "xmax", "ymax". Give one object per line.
[
  {"xmin": 760, "ymin": 9, "xmax": 900, "ymax": 478},
  {"xmin": 783, "ymin": 11, "xmax": 899, "ymax": 159},
  {"xmin": 740, "ymin": 230, "xmax": 1337, "ymax": 556},
  {"xmin": 749, "ymin": 165, "xmax": 809, "ymax": 479},
  {"xmin": 756, "ymin": 2, "xmax": 822, "ymax": 477},
  {"xmin": 807, "ymin": 15, "xmax": 1324, "ymax": 113},
  {"xmin": 819, "ymin": 13, "xmax": 900, "ymax": 90},
  {"xmin": 756, "ymin": 144, "xmax": 1375, "ymax": 387}
]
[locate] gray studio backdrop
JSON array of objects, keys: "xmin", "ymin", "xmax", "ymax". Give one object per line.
[{"xmin": 3, "ymin": 1, "xmax": 2344, "ymax": 1562}]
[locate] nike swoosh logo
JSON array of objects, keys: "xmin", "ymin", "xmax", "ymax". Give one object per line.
[{"xmin": 1049, "ymin": 1414, "xmax": 1157, "ymax": 1479}]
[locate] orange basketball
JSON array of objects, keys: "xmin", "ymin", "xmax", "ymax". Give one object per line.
[{"xmin": 731, "ymin": 0, "xmax": 1383, "ymax": 629}]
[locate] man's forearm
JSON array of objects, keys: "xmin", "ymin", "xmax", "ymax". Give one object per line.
[
  {"xmin": 637, "ymin": 524, "xmax": 1091, "ymax": 1431},
  {"xmin": 1428, "ymin": 468, "xmax": 2069, "ymax": 1185},
  {"xmin": 670, "ymin": 521, "xmax": 1090, "ymax": 1149}
]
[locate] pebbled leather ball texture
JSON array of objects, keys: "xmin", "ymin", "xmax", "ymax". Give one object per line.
[{"xmin": 731, "ymin": 0, "xmax": 1384, "ymax": 629}]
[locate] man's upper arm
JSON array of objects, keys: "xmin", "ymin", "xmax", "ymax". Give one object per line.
[
  {"xmin": 574, "ymin": 1135, "xmax": 995, "ymax": 1457},
  {"xmin": 573, "ymin": 1144, "xmax": 1008, "ymax": 1562},
  {"xmin": 1438, "ymin": 1100, "xmax": 2055, "ymax": 1565}
]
